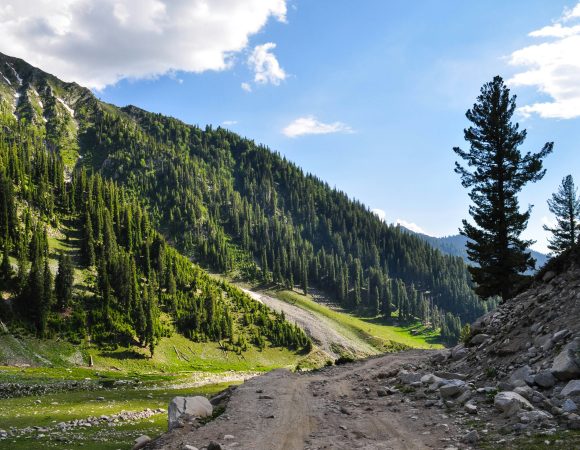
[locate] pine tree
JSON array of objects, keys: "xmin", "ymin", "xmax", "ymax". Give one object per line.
[
  {"xmin": 1, "ymin": 240, "xmax": 12, "ymax": 288},
  {"xmin": 55, "ymin": 253, "xmax": 74, "ymax": 310},
  {"xmin": 454, "ymin": 76, "xmax": 553, "ymax": 299},
  {"xmin": 543, "ymin": 175, "xmax": 580, "ymax": 254}
]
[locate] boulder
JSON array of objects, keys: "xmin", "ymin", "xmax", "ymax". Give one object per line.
[
  {"xmin": 421, "ymin": 374, "xmax": 445, "ymax": 387},
  {"xmin": 464, "ymin": 403, "xmax": 478, "ymax": 414},
  {"xmin": 397, "ymin": 370, "xmax": 422, "ymax": 385},
  {"xmin": 450, "ymin": 345, "xmax": 468, "ymax": 361},
  {"xmin": 509, "ymin": 365, "xmax": 534, "ymax": 387},
  {"xmin": 461, "ymin": 430, "xmax": 479, "ymax": 444},
  {"xmin": 470, "ymin": 334, "xmax": 490, "ymax": 346},
  {"xmin": 132, "ymin": 435, "xmax": 151, "ymax": 450},
  {"xmin": 518, "ymin": 409, "xmax": 552, "ymax": 424},
  {"xmin": 168, "ymin": 396, "xmax": 213, "ymax": 429},
  {"xmin": 562, "ymin": 399, "xmax": 578, "ymax": 413},
  {"xmin": 553, "ymin": 329, "xmax": 570, "ymax": 343},
  {"xmin": 561, "ymin": 380, "xmax": 580, "ymax": 397},
  {"xmin": 439, "ymin": 380, "xmax": 467, "ymax": 399},
  {"xmin": 551, "ymin": 338, "xmax": 580, "ymax": 381},
  {"xmin": 534, "ymin": 371, "xmax": 556, "ymax": 389},
  {"xmin": 494, "ymin": 391, "xmax": 534, "ymax": 417}
]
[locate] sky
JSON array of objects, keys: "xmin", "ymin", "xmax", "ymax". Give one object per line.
[{"xmin": 1, "ymin": 0, "xmax": 580, "ymax": 253}]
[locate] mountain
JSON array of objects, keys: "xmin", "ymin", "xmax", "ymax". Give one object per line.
[
  {"xmin": 404, "ymin": 229, "xmax": 550, "ymax": 274},
  {"xmin": 0, "ymin": 52, "xmax": 497, "ymax": 346}
]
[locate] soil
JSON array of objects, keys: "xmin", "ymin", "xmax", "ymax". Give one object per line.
[{"xmin": 149, "ymin": 350, "xmax": 462, "ymax": 450}]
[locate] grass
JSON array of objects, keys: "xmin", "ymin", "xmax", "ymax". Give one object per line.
[
  {"xmin": 270, "ymin": 289, "xmax": 443, "ymax": 350},
  {"xmin": 0, "ymin": 377, "xmax": 232, "ymax": 450}
]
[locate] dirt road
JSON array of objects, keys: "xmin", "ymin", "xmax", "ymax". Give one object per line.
[
  {"xmin": 149, "ymin": 350, "xmax": 461, "ymax": 450},
  {"xmin": 242, "ymin": 289, "xmax": 377, "ymax": 358}
]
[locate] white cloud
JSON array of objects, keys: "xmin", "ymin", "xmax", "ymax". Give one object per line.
[
  {"xmin": 395, "ymin": 219, "xmax": 425, "ymax": 234},
  {"xmin": 508, "ymin": 2, "xmax": 580, "ymax": 119},
  {"xmin": 371, "ymin": 208, "xmax": 387, "ymax": 221},
  {"xmin": 247, "ymin": 42, "xmax": 286, "ymax": 86},
  {"xmin": 241, "ymin": 82, "xmax": 252, "ymax": 92},
  {"xmin": 371, "ymin": 209, "xmax": 427, "ymax": 234},
  {"xmin": 282, "ymin": 115, "xmax": 353, "ymax": 138},
  {"xmin": 0, "ymin": 0, "xmax": 288, "ymax": 89},
  {"xmin": 222, "ymin": 120, "xmax": 238, "ymax": 126}
]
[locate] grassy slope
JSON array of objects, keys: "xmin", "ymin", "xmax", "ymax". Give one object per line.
[{"xmin": 270, "ymin": 289, "xmax": 443, "ymax": 350}]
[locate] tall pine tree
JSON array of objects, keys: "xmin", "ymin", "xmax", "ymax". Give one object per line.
[
  {"xmin": 454, "ymin": 76, "xmax": 553, "ymax": 299},
  {"xmin": 543, "ymin": 175, "xmax": 580, "ymax": 254}
]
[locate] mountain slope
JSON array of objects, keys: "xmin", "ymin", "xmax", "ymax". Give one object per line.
[
  {"xmin": 0, "ymin": 52, "xmax": 497, "ymax": 344},
  {"xmin": 405, "ymin": 228, "xmax": 549, "ymax": 273}
]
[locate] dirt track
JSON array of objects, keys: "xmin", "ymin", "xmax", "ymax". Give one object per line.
[
  {"xmin": 149, "ymin": 350, "xmax": 461, "ymax": 450},
  {"xmin": 242, "ymin": 289, "xmax": 377, "ymax": 358}
]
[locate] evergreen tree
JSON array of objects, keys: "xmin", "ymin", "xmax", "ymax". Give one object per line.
[
  {"xmin": 454, "ymin": 76, "xmax": 553, "ymax": 299},
  {"xmin": 1, "ymin": 240, "xmax": 12, "ymax": 288},
  {"xmin": 543, "ymin": 175, "xmax": 580, "ymax": 254},
  {"xmin": 55, "ymin": 253, "xmax": 74, "ymax": 310}
]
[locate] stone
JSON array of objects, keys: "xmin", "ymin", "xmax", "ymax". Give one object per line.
[
  {"xmin": 510, "ymin": 365, "xmax": 534, "ymax": 386},
  {"xmin": 439, "ymin": 380, "xmax": 467, "ymax": 399},
  {"xmin": 456, "ymin": 390, "xmax": 473, "ymax": 405},
  {"xmin": 132, "ymin": 435, "xmax": 151, "ymax": 450},
  {"xmin": 464, "ymin": 403, "xmax": 478, "ymax": 414},
  {"xmin": 168, "ymin": 396, "xmax": 213, "ymax": 430},
  {"xmin": 551, "ymin": 338, "xmax": 580, "ymax": 381},
  {"xmin": 562, "ymin": 399, "xmax": 578, "ymax": 413},
  {"xmin": 207, "ymin": 442, "xmax": 223, "ymax": 450},
  {"xmin": 461, "ymin": 430, "xmax": 479, "ymax": 444},
  {"xmin": 451, "ymin": 345, "xmax": 468, "ymax": 361},
  {"xmin": 470, "ymin": 334, "xmax": 490, "ymax": 345},
  {"xmin": 518, "ymin": 409, "xmax": 552, "ymax": 424},
  {"xmin": 553, "ymin": 329, "xmax": 569, "ymax": 343},
  {"xmin": 534, "ymin": 371, "xmax": 556, "ymax": 389},
  {"xmin": 397, "ymin": 370, "xmax": 422, "ymax": 385},
  {"xmin": 421, "ymin": 374, "xmax": 445, "ymax": 387},
  {"xmin": 561, "ymin": 380, "xmax": 580, "ymax": 397},
  {"xmin": 434, "ymin": 371, "xmax": 468, "ymax": 380},
  {"xmin": 494, "ymin": 391, "xmax": 534, "ymax": 417},
  {"xmin": 183, "ymin": 446, "xmax": 199, "ymax": 450}
]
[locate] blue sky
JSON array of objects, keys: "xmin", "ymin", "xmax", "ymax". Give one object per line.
[{"xmin": 2, "ymin": 0, "xmax": 579, "ymax": 253}]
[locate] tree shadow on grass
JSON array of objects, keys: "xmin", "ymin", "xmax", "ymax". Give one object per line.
[{"xmin": 98, "ymin": 349, "xmax": 148, "ymax": 360}]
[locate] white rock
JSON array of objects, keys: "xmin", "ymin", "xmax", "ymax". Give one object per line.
[
  {"xmin": 562, "ymin": 399, "xmax": 578, "ymax": 413},
  {"xmin": 132, "ymin": 435, "xmax": 151, "ymax": 450},
  {"xmin": 494, "ymin": 391, "xmax": 534, "ymax": 417},
  {"xmin": 168, "ymin": 396, "xmax": 213, "ymax": 430}
]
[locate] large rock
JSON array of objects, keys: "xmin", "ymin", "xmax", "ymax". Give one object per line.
[
  {"xmin": 509, "ymin": 365, "xmax": 534, "ymax": 387},
  {"xmin": 439, "ymin": 380, "xmax": 467, "ymax": 399},
  {"xmin": 397, "ymin": 370, "xmax": 422, "ymax": 385},
  {"xmin": 168, "ymin": 396, "xmax": 213, "ymax": 429},
  {"xmin": 534, "ymin": 371, "xmax": 556, "ymax": 389},
  {"xmin": 451, "ymin": 345, "xmax": 468, "ymax": 361},
  {"xmin": 470, "ymin": 334, "xmax": 490, "ymax": 346},
  {"xmin": 132, "ymin": 435, "xmax": 151, "ymax": 450},
  {"xmin": 494, "ymin": 391, "xmax": 534, "ymax": 417},
  {"xmin": 561, "ymin": 380, "xmax": 580, "ymax": 397},
  {"xmin": 551, "ymin": 338, "xmax": 580, "ymax": 381}
]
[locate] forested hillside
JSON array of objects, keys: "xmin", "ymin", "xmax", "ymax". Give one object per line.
[
  {"xmin": 0, "ymin": 106, "xmax": 309, "ymax": 356},
  {"xmin": 0, "ymin": 52, "xmax": 497, "ymax": 343}
]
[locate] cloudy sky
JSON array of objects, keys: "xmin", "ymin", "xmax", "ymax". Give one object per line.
[{"xmin": 1, "ymin": 0, "xmax": 579, "ymax": 253}]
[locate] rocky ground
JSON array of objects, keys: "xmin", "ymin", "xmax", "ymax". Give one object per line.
[{"xmin": 146, "ymin": 255, "xmax": 580, "ymax": 450}]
